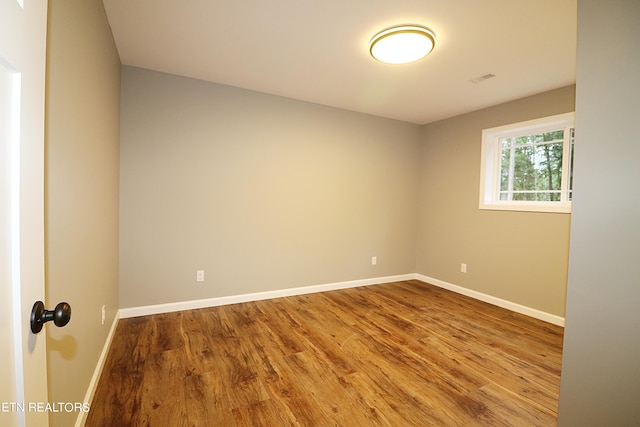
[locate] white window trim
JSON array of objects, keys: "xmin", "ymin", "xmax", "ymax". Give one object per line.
[{"xmin": 479, "ymin": 112, "xmax": 575, "ymax": 214}]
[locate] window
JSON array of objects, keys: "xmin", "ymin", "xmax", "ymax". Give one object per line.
[{"xmin": 479, "ymin": 112, "xmax": 575, "ymax": 213}]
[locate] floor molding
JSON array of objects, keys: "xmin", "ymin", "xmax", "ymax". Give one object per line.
[
  {"xmin": 119, "ymin": 274, "xmax": 416, "ymax": 319},
  {"xmin": 75, "ymin": 311, "xmax": 120, "ymax": 427},
  {"xmin": 415, "ymin": 274, "xmax": 565, "ymax": 326},
  {"xmin": 118, "ymin": 273, "xmax": 564, "ymax": 326}
]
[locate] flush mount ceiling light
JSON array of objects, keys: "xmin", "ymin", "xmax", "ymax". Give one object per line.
[{"xmin": 369, "ymin": 25, "xmax": 436, "ymax": 65}]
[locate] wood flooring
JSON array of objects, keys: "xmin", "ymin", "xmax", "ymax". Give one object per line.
[{"xmin": 85, "ymin": 280, "xmax": 564, "ymax": 426}]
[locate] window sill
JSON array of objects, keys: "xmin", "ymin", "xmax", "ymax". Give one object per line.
[{"xmin": 479, "ymin": 202, "xmax": 571, "ymax": 214}]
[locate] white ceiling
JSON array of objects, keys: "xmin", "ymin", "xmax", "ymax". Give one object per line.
[{"xmin": 102, "ymin": 0, "xmax": 577, "ymax": 125}]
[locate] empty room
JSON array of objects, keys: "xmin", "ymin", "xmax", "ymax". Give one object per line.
[{"xmin": 2, "ymin": 0, "xmax": 639, "ymax": 426}]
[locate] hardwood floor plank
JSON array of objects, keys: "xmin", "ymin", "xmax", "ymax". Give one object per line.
[
  {"xmin": 232, "ymin": 399, "xmax": 299, "ymax": 427},
  {"xmin": 341, "ymin": 331, "xmax": 485, "ymax": 426},
  {"xmin": 337, "ymin": 371, "xmax": 409, "ymax": 427},
  {"xmin": 206, "ymin": 334, "xmax": 270, "ymax": 409},
  {"xmin": 149, "ymin": 313, "xmax": 185, "ymax": 352},
  {"xmin": 184, "ymin": 371, "xmax": 237, "ymax": 427},
  {"xmin": 420, "ymin": 333, "xmax": 560, "ymax": 414},
  {"xmin": 243, "ymin": 300, "xmax": 307, "ymax": 357},
  {"xmin": 138, "ymin": 349, "xmax": 189, "ymax": 426},
  {"xmin": 276, "ymin": 298, "xmax": 359, "ymax": 377},
  {"xmin": 86, "ymin": 280, "xmax": 564, "ymax": 426},
  {"xmin": 179, "ymin": 309, "xmax": 218, "ymax": 374},
  {"xmin": 463, "ymin": 383, "xmax": 557, "ymax": 426}
]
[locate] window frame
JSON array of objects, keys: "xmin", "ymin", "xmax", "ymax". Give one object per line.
[{"xmin": 479, "ymin": 112, "xmax": 575, "ymax": 214}]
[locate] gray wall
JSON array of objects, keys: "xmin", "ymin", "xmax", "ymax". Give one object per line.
[
  {"xmin": 119, "ymin": 66, "xmax": 420, "ymax": 308},
  {"xmin": 558, "ymin": 0, "xmax": 640, "ymax": 424},
  {"xmin": 45, "ymin": 1, "xmax": 120, "ymax": 426},
  {"xmin": 119, "ymin": 65, "xmax": 574, "ymax": 321},
  {"xmin": 417, "ymin": 86, "xmax": 575, "ymax": 317}
]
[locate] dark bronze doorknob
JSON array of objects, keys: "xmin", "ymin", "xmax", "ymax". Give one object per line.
[{"xmin": 30, "ymin": 301, "xmax": 71, "ymax": 334}]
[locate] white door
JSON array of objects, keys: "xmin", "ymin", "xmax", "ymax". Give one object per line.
[{"xmin": 0, "ymin": 0, "xmax": 49, "ymax": 426}]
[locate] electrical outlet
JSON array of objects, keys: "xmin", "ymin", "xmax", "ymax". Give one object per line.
[
  {"xmin": 371, "ymin": 256, "xmax": 377, "ymax": 266},
  {"xmin": 196, "ymin": 270, "xmax": 205, "ymax": 282},
  {"xmin": 101, "ymin": 305, "xmax": 106, "ymax": 325},
  {"xmin": 461, "ymin": 263, "xmax": 467, "ymax": 273}
]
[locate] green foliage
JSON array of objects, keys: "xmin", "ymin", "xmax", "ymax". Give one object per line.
[{"xmin": 500, "ymin": 130, "xmax": 565, "ymax": 201}]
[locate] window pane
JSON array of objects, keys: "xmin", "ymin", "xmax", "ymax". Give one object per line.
[
  {"xmin": 499, "ymin": 131, "xmax": 565, "ymax": 201},
  {"xmin": 500, "ymin": 138, "xmax": 511, "ymax": 192},
  {"xmin": 499, "ymin": 191, "xmax": 561, "ymax": 201}
]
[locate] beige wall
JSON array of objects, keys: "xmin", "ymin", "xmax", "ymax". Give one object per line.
[
  {"xmin": 417, "ymin": 86, "xmax": 575, "ymax": 317},
  {"xmin": 45, "ymin": 1, "xmax": 120, "ymax": 426},
  {"xmin": 119, "ymin": 66, "xmax": 421, "ymax": 308}
]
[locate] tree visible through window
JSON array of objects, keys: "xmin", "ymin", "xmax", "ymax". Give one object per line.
[
  {"xmin": 480, "ymin": 113, "xmax": 574, "ymax": 213},
  {"xmin": 499, "ymin": 128, "xmax": 574, "ymax": 202}
]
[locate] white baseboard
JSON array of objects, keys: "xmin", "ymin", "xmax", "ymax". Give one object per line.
[
  {"xmin": 119, "ymin": 274, "xmax": 416, "ymax": 319},
  {"xmin": 118, "ymin": 273, "xmax": 564, "ymax": 327},
  {"xmin": 414, "ymin": 274, "xmax": 565, "ymax": 326},
  {"xmin": 75, "ymin": 311, "xmax": 120, "ymax": 427}
]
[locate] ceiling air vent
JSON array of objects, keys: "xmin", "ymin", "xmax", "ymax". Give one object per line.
[{"xmin": 470, "ymin": 73, "xmax": 496, "ymax": 84}]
